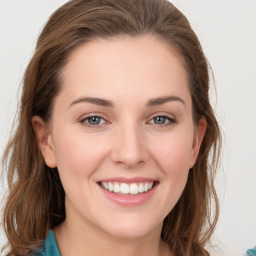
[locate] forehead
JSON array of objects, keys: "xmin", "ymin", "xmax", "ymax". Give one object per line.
[{"xmin": 58, "ymin": 35, "xmax": 190, "ymax": 106}]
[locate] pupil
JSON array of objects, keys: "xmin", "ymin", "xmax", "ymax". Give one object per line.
[
  {"xmin": 88, "ymin": 117, "xmax": 100, "ymax": 125},
  {"xmin": 154, "ymin": 116, "xmax": 166, "ymax": 124}
]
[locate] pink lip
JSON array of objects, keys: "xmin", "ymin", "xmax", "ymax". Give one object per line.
[
  {"xmin": 98, "ymin": 181, "xmax": 159, "ymax": 206},
  {"xmin": 98, "ymin": 176, "xmax": 156, "ymax": 184}
]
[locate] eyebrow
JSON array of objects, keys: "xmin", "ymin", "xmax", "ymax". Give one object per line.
[
  {"xmin": 146, "ymin": 96, "xmax": 185, "ymax": 106},
  {"xmin": 69, "ymin": 97, "xmax": 113, "ymax": 107},
  {"xmin": 69, "ymin": 95, "xmax": 185, "ymax": 108}
]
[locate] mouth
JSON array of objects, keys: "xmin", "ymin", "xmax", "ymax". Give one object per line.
[
  {"xmin": 97, "ymin": 179, "xmax": 159, "ymax": 205},
  {"xmin": 99, "ymin": 181, "xmax": 157, "ymax": 195}
]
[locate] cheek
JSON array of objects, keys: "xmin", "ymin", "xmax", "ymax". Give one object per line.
[
  {"xmin": 52, "ymin": 129, "xmax": 108, "ymax": 179},
  {"xmin": 151, "ymin": 131, "xmax": 194, "ymax": 174},
  {"xmin": 160, "ymin": 141, "xmax": 191, "ymax": 191},
  {"xmin": 146, "ymin": 133, "xmax": 193, "ymax": 217}
]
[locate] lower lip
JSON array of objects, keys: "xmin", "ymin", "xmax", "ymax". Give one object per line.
[{"xmin": 98, "ymin": 183, "xmax": 158, "ymax": 206}]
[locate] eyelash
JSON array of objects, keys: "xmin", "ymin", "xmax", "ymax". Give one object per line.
[
  {"xmin": 148, "ymin": 115, "xmax": 176, "ymax": 126},
  {"xmin": 79, "ymin": 114, "xmax": 176, "ymax": 128}
]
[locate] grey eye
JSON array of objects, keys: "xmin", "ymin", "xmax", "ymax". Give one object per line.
[
  {"xmin": 153, "ymin": 116, "xmax": 168, "ymax": 125},
  {"xmin": 86, "ymin": 116, "xmax": 102, "ymax": 125}
]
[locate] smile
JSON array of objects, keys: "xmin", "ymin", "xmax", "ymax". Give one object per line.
[
  {"xmin": 98, "ymin": 179, "xmax": 159, "ymax": 205},
  {"xmin": 100, "ymin": 181, "xmax": 154, "ymax": 195}
]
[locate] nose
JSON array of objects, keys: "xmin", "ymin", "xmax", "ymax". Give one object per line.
[{"xmin": 111, "ymin": 124, "xmax": 148, "ymax": 169}]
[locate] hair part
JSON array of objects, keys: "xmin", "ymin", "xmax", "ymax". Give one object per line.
[{"xmin": 2, "ymin": 0, "xmax": 221, "ymax": 255}]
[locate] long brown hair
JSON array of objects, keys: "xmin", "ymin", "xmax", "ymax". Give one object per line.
[{"xmin": 1, "ymin": 0, "xmax": 221, "ymax": 255}]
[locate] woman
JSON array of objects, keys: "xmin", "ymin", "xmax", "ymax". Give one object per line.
[{"xmin": 1, "ymin": 0, "xmax": 221, "ymax": 255}]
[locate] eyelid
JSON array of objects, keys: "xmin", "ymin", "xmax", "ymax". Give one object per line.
[
  {"xmin": 79, "ymin": 112, "xmax": 107, "ymax": 120},
  {"xmin": 147, "ymin": 112, "xmax": 176, "ymax": 121}
]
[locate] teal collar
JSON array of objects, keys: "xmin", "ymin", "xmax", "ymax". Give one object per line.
[
  {"xmin": 44, "ymin": 230, "xmax": 61, "ymax": 256},
  {"xmin": 31, "ymin": 229, "xmax": 61, "ymax": 256}
]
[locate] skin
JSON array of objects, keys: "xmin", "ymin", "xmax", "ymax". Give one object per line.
[{"xmin": 33, "ymin": 35, "xmax": 206, "ymax": 256}]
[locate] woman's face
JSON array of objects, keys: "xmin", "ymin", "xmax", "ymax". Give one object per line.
[{"xmin": 35, "ymin": 35, "xmax": 206, "ymax": 239}]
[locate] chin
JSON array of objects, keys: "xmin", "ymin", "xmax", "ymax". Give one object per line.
[{"xmin": 99, "ymin": 215, "xmax": 162, "ymax": 239}]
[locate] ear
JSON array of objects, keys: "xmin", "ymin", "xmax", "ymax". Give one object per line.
[
  {"xmin": 32, "ymin": 116, "xmax": 57, "ymax": 168},
  {"xmin": 189, "ymin": 116, "xmax": 207, "ymax": 168}
]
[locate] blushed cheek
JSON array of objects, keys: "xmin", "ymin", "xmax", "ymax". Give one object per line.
[
  {"xmin": 53, "ymin": 134, "xmax": 108, "ymax": 179},
  {"xmin": 151, "ymin": 139, "xmax": 191, "ymax": 215},
  {"xmin": 152, "ymin": 135, "xmax": 193, "ymax": 173}
]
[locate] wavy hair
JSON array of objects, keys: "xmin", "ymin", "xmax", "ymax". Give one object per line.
[{"xmin": 1, "ymin": 0, "xmax": 221, "ymax": 255}]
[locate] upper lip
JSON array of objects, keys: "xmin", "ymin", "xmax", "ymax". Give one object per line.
[{"xmin": 98, "ymin": 177, "xmax": 157, "ymax": 183}]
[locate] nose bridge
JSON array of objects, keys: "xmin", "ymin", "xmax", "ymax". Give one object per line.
[{"xmin": 111, "ymin": 119, "xmax": 147, "ymax": 168}]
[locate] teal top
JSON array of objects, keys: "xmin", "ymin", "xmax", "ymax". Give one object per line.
[
  {"xmin": 30, "ymin": 230, "xmax": 61, "ymax": 256},
  {"xmin": 245, "ymin": 246, "xmax": 256, "ymax": 256}
]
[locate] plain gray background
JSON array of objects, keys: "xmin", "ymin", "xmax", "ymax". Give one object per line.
[{"xmin": 0, "ymin": 1, "xmax": 255, "ymax": 255}]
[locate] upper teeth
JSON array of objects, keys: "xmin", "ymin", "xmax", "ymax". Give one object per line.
[{"xmin": 100, "ymin": 181, "xmax": 154, "ymax": 195}]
